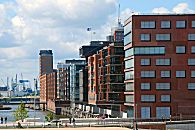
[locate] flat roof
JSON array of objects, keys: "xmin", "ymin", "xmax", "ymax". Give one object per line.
[{"xmin": 124, "ymin": 13, "xmax": 195, "ymax": 25}]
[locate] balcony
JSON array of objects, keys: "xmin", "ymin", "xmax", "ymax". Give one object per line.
[
  {"xmin": 113, "ymin": 42, "xmax": 124, "ymax": 47},
  {"xmin": 110, "ymin": 84, "xmax": 125, "ymax": 92}
]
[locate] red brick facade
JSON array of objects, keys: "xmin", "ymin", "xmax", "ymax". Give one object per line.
[
  {"xmin": 88, "ymin": 42, "xmax": 125, "ymax": 111},
  {"xmin": 124, "ymin": 14, "xmax": 195, "ymax": 119}
]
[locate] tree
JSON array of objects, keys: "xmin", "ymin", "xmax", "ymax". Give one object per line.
[
  {"xmin": 14, "ymin": 102, "xmax": 28, "ymax": 122},
  {"xmin": 45, "ymin": 112, "xmax": 54, "ymax": 122}
]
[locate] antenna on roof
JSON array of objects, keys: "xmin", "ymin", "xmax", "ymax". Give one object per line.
[{"xmin": 118, "ymin": 3, "xmax": 121, "ymax": 27}]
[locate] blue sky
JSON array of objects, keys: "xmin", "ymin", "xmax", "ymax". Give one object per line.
[
  {"xmin": 0, "ymin": 0, "xmax": 194, "ymax": 86},
  {"xmin": 120, "ymin": 0, "xmax": 195, "ymax": 12}
]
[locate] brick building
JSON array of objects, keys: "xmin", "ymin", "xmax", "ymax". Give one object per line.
[
  {"xmin": 40, "ymin": 74, "xmax": 47, "ymax": 102},
  {"xmin": 124, "ymin": 14, "xmax": 195, "ymax": 119},
  {"xmin": 39, "ymin": 50, "xmax": 53, "ymax": 75},
  {"xmin": 88, "ymin": 54, "xmax": 99, "ymax": 105},
  {"xmin": 39, "ymin": 50, "xmax": 53, "ymax": 109},
  {"xmin": 47, "ymin": 70, "xmax": 57, "ymax": 100},
  {"xmin": 97, "ymin": 42, "xmax": 125, "ymax": 111},
  {"xmin": 39, "ymin": 50, "xmax": 57, "ymax": 110},
  {"xmin": 87, "ymin": 26, "xmax": 125, "ymax": 117}
]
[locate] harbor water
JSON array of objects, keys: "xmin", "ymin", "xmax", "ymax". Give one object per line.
[{"xmin": 0, "ymin": 105, "xmax": 47, "ymax": 123}]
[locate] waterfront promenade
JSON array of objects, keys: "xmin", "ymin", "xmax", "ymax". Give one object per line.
[{"xmin": 1, "ymin": 128, "xmax": 130, "ymax": 130}]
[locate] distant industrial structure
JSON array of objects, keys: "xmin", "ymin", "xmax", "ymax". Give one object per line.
[{"xmin": 0, "ymin": 74, "xmax": 33, "ymax": 97}]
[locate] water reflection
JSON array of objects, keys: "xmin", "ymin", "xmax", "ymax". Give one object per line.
[{"xmin": 0, "ymin": 105, "xmax": 47, "ymax": 122}]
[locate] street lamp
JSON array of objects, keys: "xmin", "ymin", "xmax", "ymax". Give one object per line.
[
  {"xmin": 134, "ymin": 103, "xmax": 138, "ymax": 130},
  {"xmin": 34, "ymin": 78, "xmax": 37, "ymax": 126}
]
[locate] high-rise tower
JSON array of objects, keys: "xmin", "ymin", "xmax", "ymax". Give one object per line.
[{"xmin": 39, "ymin": 50, "xmax": 53, "ymax": 76}]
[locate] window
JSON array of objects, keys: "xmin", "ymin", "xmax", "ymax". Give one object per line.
[
  {"xmin": 141, "ymin": 21, "xmax": 155, "ymax": 28},
  {"xmin": 191, "ymin": 46, "xmax": 195, "ymax": 53},
  {"xmin": 140, "ymin": 34, "xmax": 150, "ymax": 41},
  {"xmin": 156, "ymin": 34, "xmax": 171, "ymax": 41},
  {"xmin": 161, "ymin": 95, "xmax": 171, "ymax": 102},
  {"xmin": 124, "ymin": 33, "xmax": 132, "ymax": 45},
  {"xmin": 141, "ymin": 107, "xmax": 151, "ymax": 119},
  {"xmin": 124, "ymin": 22, "xmax": 132, "ymax": 35},
  {"xmin": 125, "ymin": 48, "xmax": 134, "ymax": 57},
  {"xmin": 141, "ymin": 83, "xmax": 151, "ymax": 90},
  {"xmin": 188, "ymin": 59, "xmax": 195, "ymax": 65},
  {"xmin": 188, "ymin": 34, "xmax": 195, "ymax": 41},
  {"xmin": 125, "ymin": 71, "xmax": 134, "ymax": 80},
  {"xmin": 141, "ymin": 71, "xmax": 155, "ymax": 78},
  {"xmin": 156, "ymin": 59, "xmax": 170, "ymax": 66},
  {"xmin": 191, "ymin": 71, "xmax": 195, "ymax": 78},
  {"xmin": 176, "ymin": 70, "xmax": 185, "ymax": 78},
  {"xmin": 161, "ymin": 21, "xmax": 171, "ymax": 28},
  {"xmin": 156, "ymin": 107, "xmax": 171, "ymax": 119},
  {"xmin": 134, "ymin": 47, "xmax": 165, "ymax": 55},
  {"xmin": 156, "ymin": 83, "xmax": 171, "ymax": 90},
  {"xmin": 176, "ymin": 46, "xmax": 185, "ymax": 54},
  {"xmin": 161, "ymin": 71, "xmax": 171, "ymax": 78},
  {"xmin": 176, "ymin": 21, "xmax": 186, "ymax": 28},
  {"xmin": 141, "ymin": 59, "xmax": 150, "ymax": 66},
  {"xmin": 188, "ymin": 83, "xmax": 195, "ymax": 90},
  {"xmin": 125, "ymin": 59, "xmax": 134, "ymax": 69},
  {"xmin": 125, "ymin": 83, "xmax": 134, "ymax": 91},
  {"xmin": 192, "ymin": 21, "xmax": 195, "ymax": 28},
  {"xmin": 141, "ymin": 95, "xmax": 155, "ymax": 102},
  {"xmin": 125, "ymin": 95, "xmax": 134, "ymax": 103}
]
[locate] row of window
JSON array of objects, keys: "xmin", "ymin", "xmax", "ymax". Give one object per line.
[
  {"xmin": 141, "ymin": 94, "xmax": 171, "ymax": 102},
  {"xmin": 141, "ymin": 34, "xmax": 171, "ymax": 41},
  {"xmin": 125, "ymin": 46, "xmax": 195, "ymax": 58},
  {"xmin": 141, "ymin": 83, "xmax": 171, "ymax": 90},
  {"xmin": 141, "ymin": 20, "xmax": 195, "ymax": 29},
  {"xmin": 140, "ymin": 58, "xmax": 170, "ymax": 66},
  {"xmin": 140, "ymin": 70, "xmax": 192, "ymax": 78},
  {"xmin": 125, "ymin": 82, "xmax": 171, "ymax": 91},
  {"xmin": 138, "ymin": 58, "xmax": 195, "ymax": 66},
  {"xmin": 140, "ymin": 33, "xmax": 195, "ymax": 41},
  {"xmin": 125, "ymin": 64, "xmax": 195, "ymax": 78},
  {"xmin": 141, "ymin": 106, "xmax": 170, "ymax": 119},
  {"xmin": 125, "ymin": 82, "xmax": 195, "ymax": 91},
  {"xmin": 141, "ymin": 82, "xmax": 195, "ymax": 90},
  {"xmin": 134, "ymin": 47, "xmax": 165, "ymax": 55}
]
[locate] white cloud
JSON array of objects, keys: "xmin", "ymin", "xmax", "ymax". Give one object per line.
[
  {"xmin": 2, "ymin": 0, "xmax": 194, "ymax": 86},
  {"xmin": 11, "ymin": 16, "xmax": 25, "ymax": 27},
  {"xmin": 0, "ymin": 0, "xmax": 119, "ymax": 84},
  {"xmin": 172, "ymin": 3, "xmax": 195, "ymax": 13},
  {"xmin": 152, "ymin": 2, "xmax": 195, "ymax": 14},
  {"xmin": 152, "ymin": 7, "xmax": 170, "ymax": 14},
  {"xmin": 99, "ymin": 8, "xmax": 137, "ymax": 40}
]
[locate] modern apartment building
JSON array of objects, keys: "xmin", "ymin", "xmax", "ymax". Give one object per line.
[
  {"xmin": 87, "ymin": 26, "xmax": 125, "ymax": 117},
  {"xmin": 88, "ymin": 54, "xmax": 99, "ymax": 105},
  {"xmin": 124, "ymin": 14, "xmax": 195, "ymax": 119},
  {"xmin": 57, "ymin": 63, "xmax": 69, "ymax": 100},
  {"xmin": 39, "ymin": 70, "xmax": 57, "ymax": 109},
  {"xmin": 79, "ymin": 68, "xmax": 88, "ymax": 104},
  {"xmin": 97, "ymin": 42, "xmax": 125, "ymax": 110},
  {"xmin": 56, "ymin": 60, "xmax": 86, "ymax": 102},
  {"xmin": 47, "ymin": 70, "xmax": 57, "ymax": 100},
  {"xmin": 69, "ymin": 60, "xmax": 86, "ymax": 102}
]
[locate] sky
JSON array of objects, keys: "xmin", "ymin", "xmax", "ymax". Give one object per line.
[{"xmin": 0, "ymin": 0, "xmax": 195, "ymax": 87}]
